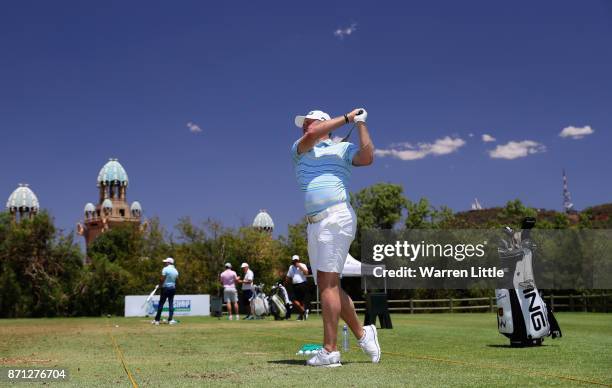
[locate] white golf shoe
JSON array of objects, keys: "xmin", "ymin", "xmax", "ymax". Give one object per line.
[
  {"xmin": 151, "ymin": 320, "xmax": 160, "ymax": 326},
  {"xmin": 169, "ymin": 320, "xmax": 177, "ymax": 325},
  {"xmin": 358, "ymin": 325, "xmax": 381, "ymax": 363},
  {"xmin": 306, "ymin": 348, "xmax": 341, "ymax": 368}
]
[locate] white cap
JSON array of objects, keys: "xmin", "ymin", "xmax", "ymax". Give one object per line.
[
  {"xmin": 292, "ymin": 255, "xmax": 300, "ymax": 262},
  {"xmin": 225, "ymin": 262, "xmax": 232, "ymax": 268},
  {"xmin": 241, "ymin": 262, "xmax": 249, "ymax": 268},
  {"xmin": 163, "ymin": 257, "xmax": 174, "ymax": 264},
  {"xmin": 295, "ymin": 110, "xmax": 331, "ymax": 128}
]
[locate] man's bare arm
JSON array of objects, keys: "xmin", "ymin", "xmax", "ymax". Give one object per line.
[
  {"xmin": 352, "ymin": 122, "xmax": 374, "ymax": 166},
  {"xmin": 297, "ymin": 263, "xmax": 309, "ymax": 275}
]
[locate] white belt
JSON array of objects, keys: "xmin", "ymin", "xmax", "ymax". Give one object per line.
[{"xmin": 306, "ymin": 202, "xmax": 349, "ymax": 224}]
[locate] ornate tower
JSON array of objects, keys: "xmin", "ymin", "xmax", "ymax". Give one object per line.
[
  {"xmin": 78, "ymin": 158, "xmax": 143, "ymax": 247},
  {"xmin": 252, "ymin": 209, "xmax": 274, "ymax": 233},
  {"xmin": 6, "ymin": 184, "xmax": 39, "ymax": 222},
  {"xmin": 562, "ymin": 169, "xmax": 574, "ymax": 214}
]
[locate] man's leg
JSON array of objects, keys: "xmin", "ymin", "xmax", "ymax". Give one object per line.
[
  {"xmin": 318, "ymin": 271, "xmax": 342, "ymax": 352},
  {"xmin": 339, "ymin": 288, "xmax": 365, "ymax": 339},
  {"xmin": 155, "ymin": 289, "xmax": 168, "ymax": 322},
  {"xmin": 167, "ymin": 289, "xmax": 175, "ymax": 321},
  {"xmin": 233, "ymin": 301, "xmax": 239, "ymax": 319},
  {"xmin": 293, "ymin": 300, "xmax": 305, "ymax": 314},
  {"xmin": 226, "ymin": 299, "xmax": 232, "ymax": 319}
]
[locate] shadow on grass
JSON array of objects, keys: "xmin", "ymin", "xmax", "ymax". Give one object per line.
[
  {"xmin": 268, "ymin": 360, "xmax": 370, "ymax": 366},
  {"xmin": 486, "ymin": 344, "xmax": 552, "ymax": 348}
]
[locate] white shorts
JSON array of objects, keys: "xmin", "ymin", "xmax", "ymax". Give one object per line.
[{"xmin": 307, "ymin": 202, "xmax": 356, "ymax": 284}]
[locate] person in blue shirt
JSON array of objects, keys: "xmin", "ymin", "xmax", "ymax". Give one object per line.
[
  {"xmin": 153, "ymin": 257, "xmax": 179, "ymax": 325},
  {"xmin": 291, "ymin": 108, "xmax": 381, "ymax": 367}
]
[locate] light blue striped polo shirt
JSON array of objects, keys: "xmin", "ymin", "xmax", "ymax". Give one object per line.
[
  {"xmin": 162, "ymin": 265, "xmax": 179, "ymax": 288},
  {"xmin": 292, "ymin": 138, "xmax": 359, "ymax": 216}
]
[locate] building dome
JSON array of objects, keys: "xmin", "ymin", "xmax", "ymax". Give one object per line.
[
  {"xmin": 6, "ymin": 184, "xmax": 39, "ymax": 213},
  {"xmin": 97, "ymin": 158, "xmax": 129, "ymax": 187},
  {"xmin": 252, "ymin": 209, "xmax": 274, "ymax": 231},
  {"xmin": 130, "ymin": 201, "xmax": 142, "ymax": 216},
  {"xmin": 84, "ymin": 203, "xmax": 95, "ymax": 213},
  {"xmin": 102, "ymin": 199, "xmax": 113, "ymax": 209}
]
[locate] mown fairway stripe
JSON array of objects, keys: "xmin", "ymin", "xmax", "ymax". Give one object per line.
[{"xmin": 107, "ymin": 323, "xmax": 139, "ymax": 388}]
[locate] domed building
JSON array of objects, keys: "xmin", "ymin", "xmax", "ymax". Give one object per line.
[
  {"xmin": 252, "ymin": 209, "xmax": 274, "ymax": 233},
  {"xmin": 78, "ymin": 158, "xmax": 143, "ymax": 247},
  {"xmin": 6, "ymin": 184, "xmax": 40, "ymax": 221}
]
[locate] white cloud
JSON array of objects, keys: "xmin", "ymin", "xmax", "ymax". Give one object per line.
[
  {"xmin": 559, "ymin": 125, "xmax": 594, "ymax": 139},
  {"xmin": 334, "ymin": 23, "xmax": 357, "ymax": 39},
  {"xmin": 375, "ymin": 136, "xmax": 466, "ymax": 161},
  {"xmin": 187, "ymin": 121, "xmax": 202, "ymax": 133},
  {"xmin": 488, "ymin": 140, "xmax": 546, "ymax": 160},
  {"xmin": 482, "ymin": 134, "xmax": 496, "ymax": 142}
]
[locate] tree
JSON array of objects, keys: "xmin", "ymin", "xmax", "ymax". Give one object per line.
[
  {"xmin": 0, "ymin": 211, "xmax": 82, "ymax": 317},
  {"xmin": 405, "ymin": 198, "xmax": 434, "ymax": 229},
  {"xmin": 351, "ymin": 183, "xmax": 406, "ymax": 230}
]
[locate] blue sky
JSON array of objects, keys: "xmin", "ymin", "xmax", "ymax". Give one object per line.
[{"xmin": 1, "ymin": 0, "xmax": 611, "ymax": 239}]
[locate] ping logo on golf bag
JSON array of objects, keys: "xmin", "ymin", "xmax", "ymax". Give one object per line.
[{"xmin": 523, "ymin": 288, "xmax": 547, "ymax": 331}]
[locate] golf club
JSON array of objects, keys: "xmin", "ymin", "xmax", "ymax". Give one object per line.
[
  {"xmin": 141, "ymin": 285, "xmax": 159, "ymax": 309},
  {"xmin": 340, "ymin": 109, "xmax": 364, "ymax": 142}
]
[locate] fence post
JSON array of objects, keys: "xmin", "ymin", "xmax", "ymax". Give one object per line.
[
  {"xmin": 551, "ymin": 294, "xmax": 555, "ymax": 312},
  {"xmin": 569, "ymin": 294, "xmax": 574, "ymax": 312},
  {"xmin": 605, "ymin": 294, "xmax": 608, "ymax": 313},
  {"xmin": 583, "ymin": 294, "xmax": 587, "ymax": 312},
  {"xmin": 449, "ymin": 298, "xmax": 453, "ymax": 313},
  {"xmin": 489, "ymin": 296, "xmax": 494, "ymax": 313},
  {"xmin": 409, "ymin": 299, "xmax": 414, "ymax": 314}
]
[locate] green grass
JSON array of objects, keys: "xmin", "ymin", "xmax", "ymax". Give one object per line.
[{"xmin": 1, "ymin": 313, "xmax": 611, "ymax": 387}]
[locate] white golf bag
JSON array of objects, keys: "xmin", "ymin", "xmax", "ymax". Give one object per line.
[
  {"xmin": 269, "ymin": 282, "xmax": 292, "ymax": 320},
  {"xmin": 250, "ymin": 284, "xmax": 269, "ymax": 318},
  {"xmin": 496, "ymin": 218, "xmax": 562, "ymax": 347}
]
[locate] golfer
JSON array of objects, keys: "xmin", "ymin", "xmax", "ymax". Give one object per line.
[
  {"xmin": 153, "ymin": 257, "xmax": 179, "ymax": 325},
  {"xmin": 285, "ymin": 255, "xmax": 310, "ymax": 320},
  {"xmin": 239, "ymin": 262, "xmax": 255, "ymax": 319},
  {"xmin": 291, "ymin": 108, "xmax": 381, "ymax": 367},
  {"xmin": 220, "ymin": 263, "xmax": 240, "ymax": 320}
]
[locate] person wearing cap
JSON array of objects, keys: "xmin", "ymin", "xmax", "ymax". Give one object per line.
[
  {"xmin": 153, "ymin": 257, "xmax": 179, "ymax": 325},
  {"xmin": 238, "ymin": 262, "xmax": 255, "ymax": 319},
  {"xmin": 291, "ymin": 108, "xmax": 381, "ymax": 367},
  {"xmin": 285, "ymin": 255, "xmax": 310, "ymax": 320},
  {"xmin": 220, "ymin": 263, "xmax": 240, "ymax": 320}
]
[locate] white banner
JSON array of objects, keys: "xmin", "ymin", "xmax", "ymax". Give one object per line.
[{"xmin": 125, "ymin": 294, "xmax": 210, "ymax": 317}]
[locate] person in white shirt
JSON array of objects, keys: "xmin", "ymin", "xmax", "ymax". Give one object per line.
[
  {"xmin": 238, "ymin": 262, "xmax": 255, "ymax": 319},
  {"xmin": 285, "ymin": 255, "xmax": 310, "ymax": 320}
]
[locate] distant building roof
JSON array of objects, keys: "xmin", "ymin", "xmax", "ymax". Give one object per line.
[
  {"xmin": 97, "ymin": 158, "xmax": 129, "ymax": 186},
  {"xmin": 253, "ymin": 209, "xmax": 274, "ymax": 230},
  {"xmin": 6, "ymin": 184, "xmax": 39, "ymax": 212}
]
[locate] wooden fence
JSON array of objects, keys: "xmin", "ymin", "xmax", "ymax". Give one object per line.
[{"xmin": 310, "ymin": 293, "xmax": 610, "ymax": 314}]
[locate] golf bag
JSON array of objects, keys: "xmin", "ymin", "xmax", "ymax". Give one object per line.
[
  {"xmin": 269, "ymin": 282, "xmax": 292, "ymax": 320},
  {"xmin": 496, "ymin": 217, "xmax": 562, "ymax": 347},
  {"xmin": 250, "ymin": 284, "xmax": 270, "ymax": 318}
]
